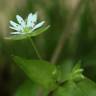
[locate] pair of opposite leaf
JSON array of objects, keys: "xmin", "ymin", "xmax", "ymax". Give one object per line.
[{"xmin": 9, "ymin": 13, "xmax": 45, "ymax": 35}]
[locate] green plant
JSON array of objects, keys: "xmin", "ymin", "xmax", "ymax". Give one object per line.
[{"xmin": 5, "ymin": 11, "xmax": 96, "ymax": 96}]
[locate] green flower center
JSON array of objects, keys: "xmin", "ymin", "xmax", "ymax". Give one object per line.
[{"xmin": 23, "ymin": 27, "xmax": 31, "ymax": 33}]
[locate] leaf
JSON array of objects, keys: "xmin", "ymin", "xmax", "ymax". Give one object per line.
[
  {"xmin": 77, "ymin": 78, "xmax": 96, "ymax": 96},
  {"xmin": 15, "ymin": 80, "xmax": 38, "ymax": 96},
  {"xmin": 13, "ymin": 56, "xmax": 57, "ymax": 90},
  {"xmin": 57, "ymin": 60, "xmax": 84, "ymax": 82},
  {"xmin": 15, "ymin": 80, "xmax": 48, "ymax": 96},
  {"xmin": 5, "ymin": 25, "xmax": 50, "ymax": 40},
  {"xmin": 53, "ymin": 78, "xmax": 96, "ymax": 96},
  {"xmin": 72, "ymin": 63, "xmax": 81, "ymax": 72},
  {"xmin": 57, "ymin": 60, "xmax": 74, "ymax": 82},
  {"xmin": 53, "ymin": 81, "xmax": 84, "ymax": 96}
]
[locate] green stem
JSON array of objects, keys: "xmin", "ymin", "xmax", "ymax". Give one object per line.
[{"xmin": 29, "ymin": 38, "xmax": 42, "ymax": 60}]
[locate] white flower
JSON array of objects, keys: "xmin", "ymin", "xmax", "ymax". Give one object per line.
[{"xmin": 9, "ymin": 13, "xmax": 45, "ymax": 35}]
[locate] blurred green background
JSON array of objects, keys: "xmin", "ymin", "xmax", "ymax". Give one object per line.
[{"xmin": 0, "ymin": 0, "xmax": 96, "ymax": 95}]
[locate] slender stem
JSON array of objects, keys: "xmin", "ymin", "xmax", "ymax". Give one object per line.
[{"xmin": 29, "ymin": 38, "xmax": 42, "ymax": 60}]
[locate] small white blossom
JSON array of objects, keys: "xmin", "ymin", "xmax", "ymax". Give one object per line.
[{"xmin": 9, "ymin": 13, "xmax": 45, "ymax": 35}]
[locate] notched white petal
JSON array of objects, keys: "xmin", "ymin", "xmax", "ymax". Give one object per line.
[
  {"xmin": 32, "ymin": 21, "xmax": 45, "ymax": 31},
  {"xmin": 32, "ymin": 12, "xmax": 37, "ymax": 23},
  {"xmin": 9, "ymin": 26, "xmax": 19, "ymax": 31},
  {"xmin": 11, "ymin": 32, "xmax": 25, "ymax": 35},
  {"xmin": 16, "ymin": 15, "xmax": 25, "ymax": 27},
  {"xmin": 10, "ymin": 32, "xmax": 21, "ymax": 34},
  {"xmin": 10, "ymin": 24, "xmax": 23, "ymax": 31},
  {"xmin": 28, "ymin": 13, "xmax": 33, "ymax": 20},
  {"xmin": 10, "ymin": 20, "xmax": 19, "ymax": 28},
  {"xmin": 27, "ymin": 13, "xmax": 34, "ymax": 28}
]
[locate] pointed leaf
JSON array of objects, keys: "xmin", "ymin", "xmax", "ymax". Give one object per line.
[{"xmin": 13, "ymin": 56, "xmax": 57, "ymax": 90}]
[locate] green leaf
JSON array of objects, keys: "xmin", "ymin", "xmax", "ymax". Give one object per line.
[
  {"xmin": 5, "ymin": 25, "xmax": 50, "ymax": 40},
  {"xmin": 53, "ymin": 81, "xmax": 84, "ymax": 96},
  {"xmin": 53, "ymin": 78, "xmax": 96, "ymax": 96},
  {"xmin": 13, "ymin": 56, "xmax": 57, "ymax": 90},
  {"xmin": 15, "ymin": 80, "xmax": 48, "ymax": 96},
  {"xmin": 57, "ymin": 60, "xmax": 84, "ymax": 82},
  {"xmin": 77, "ymin": 78, "xmax": 96, "ymax": 96},
  {"xmin": 57, "ymin": 60, "xmax": 74, "ymax": 82},
  {"xmin": 15, "ymin": 80, "xmax": 39, "ymax": 96},
  {"xmin": 72, "ymin": 62, "xmax": 81, "ymax": 72}
]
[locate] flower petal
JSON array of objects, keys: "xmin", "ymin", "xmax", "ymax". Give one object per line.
[
  {"xmin": 10, "ymin": 20, "xmax": 20, "ymax": 28},
  {"xmin": 27, "ymin": 13, "xmax": 34, "ymax": 28},
  {"xmin": 32, "ymin": 21, "xmax": 45, "ymax": 31},
  {"xmin": 10, "ymin": 26, "xmax": 19, "ymax": 31},
  {"xmin": 32, "ymin": 12, "xmax": 37, "ymax": 23},
  {"xmin": 10, "ymin": 32, "xmax": 25, "ymax": 34},
  {"xmin": 16, "ymin": 15, "xmax": 25, "ymax": 27},
  {"xmin": 10, "ymin": 32, "xmax": 21, "ymax": 34},
  {"xmin": 10, "ymin": 25, "xmax": 23, "ymax": 31}
]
